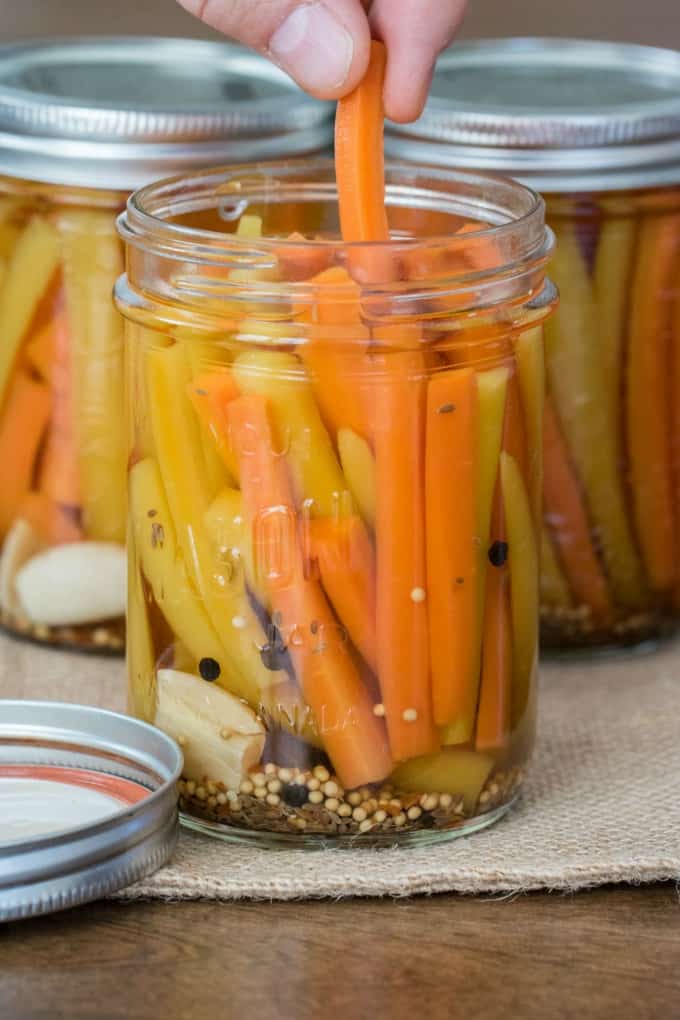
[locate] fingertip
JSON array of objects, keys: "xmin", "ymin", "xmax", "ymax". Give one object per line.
[{"xmin": 383, "ymin": 59, "xmax": 435, "ymax": 124}]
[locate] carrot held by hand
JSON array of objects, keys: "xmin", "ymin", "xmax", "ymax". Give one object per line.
[{"xmin": 335, "ymin": 39, "xmax": 394, "ymax": 283}]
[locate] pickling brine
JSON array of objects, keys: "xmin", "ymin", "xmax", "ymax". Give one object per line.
[{"xmin": 117, "ymin": 105, "xmax": 555, "ymax": 843}]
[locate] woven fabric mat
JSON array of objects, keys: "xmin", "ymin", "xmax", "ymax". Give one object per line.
[{"xmin": 2, "ymin": 632, "xmax": 679, "ymax": 900}]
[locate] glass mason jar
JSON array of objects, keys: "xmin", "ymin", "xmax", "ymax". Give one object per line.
[
  {"xmin": 116, "ymin": 159, "xmax": 555, "ymax": 846},
  {"xmin": 387, "ymin": 38, "xmax": 680, "ymax": 651},
  {"xmin": 0, "ymin": 38, "xmax": 331, "ymax": 652}
]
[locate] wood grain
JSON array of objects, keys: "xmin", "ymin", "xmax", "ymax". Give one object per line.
[{"xmin": 2, "ymin": 885, "xmax": 680, "ymax": 1020}]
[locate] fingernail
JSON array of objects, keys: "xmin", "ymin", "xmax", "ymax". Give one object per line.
[{"xmin": 270, "ymin": 3, "xmax": 354, "ymax": 93}]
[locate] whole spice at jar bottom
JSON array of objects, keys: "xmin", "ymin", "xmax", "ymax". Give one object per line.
[
  {"xmin": 0, "ymin": 607, "xmax": 125, "ymax": 653},
  {"xmin": 540, "ymin": 604, "xmax": 674, "ymax": 648},
  {"xmin": 176, "ymin": 763, "xmax": 525, "ymax": 837}
]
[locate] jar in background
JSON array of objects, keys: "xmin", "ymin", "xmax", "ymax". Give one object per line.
[
  {"xmin": 0, "ymin": 38, "xmax": 332, "ymax": 652},
  {"xmin": 387, "ymin": 39, "xmax": 680, "ymax": 651},
  {"xmin": 116, "ymin": 159, "xmax": 555, "ymax": 845}
]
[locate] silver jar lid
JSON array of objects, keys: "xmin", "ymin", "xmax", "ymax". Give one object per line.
[
  {"xmin": 0, "ymin": 700, "xmax": 181, "ymax": 922},
  {"xmin": 0, "ymin": 37, "xmax": 333, "ymax": 191},
  {"xmin": 385, "ymin": 38, "xmax": 680, "ymax": 193}
]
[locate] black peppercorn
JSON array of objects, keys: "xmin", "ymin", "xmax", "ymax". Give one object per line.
[
  {"xmin": 282, "ymin": 783, "xmax": 309, "ymax": 807},
  {"xmin": 199, "ymin": 657, "xmax": 221, "ymax": 682},
  {"xmin": 488, "ymin": 540, "xmax": 509, "ymax": 568}
]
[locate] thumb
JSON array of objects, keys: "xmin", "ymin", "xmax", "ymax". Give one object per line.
[{"xmin": 178, "ymin": 0, "xmax": 372, "ymax": 99}]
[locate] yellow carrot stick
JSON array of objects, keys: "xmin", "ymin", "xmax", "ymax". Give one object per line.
[
  {"xmin": 231, "ymin": 350, "xmax": 349, "ymax": 518},
  {"xmin": 337, "ymin": 427, "xmax": 376, "ymax": 529},
  {"xmin": 0, "ymin": 216, "xmax": 59, "ymax": 405},
  {"xmin": 546, "ymin": 219, "xmax": 647, "ymax": 605},
  {"xmin": 57, "ymin": 210, "xmax": 126, "ymax": 543},
  {"xmin": 515, "ymin": 326, "xmax": 544, "ymax": 528},
  {"xmin": 501, "ymin": 451, "xmax": 539, "ymax": 729},
  {"xmin": 145, "ymin": 344, "xmax": 301, "ymax": 716}
]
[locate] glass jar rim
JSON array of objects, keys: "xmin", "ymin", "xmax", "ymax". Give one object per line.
[{"xmin": 118, "ymin": 157, "xmax": 550, "ymax": 277}]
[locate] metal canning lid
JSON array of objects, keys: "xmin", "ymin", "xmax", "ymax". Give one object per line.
[
  {"xmin": 385, "ymin": 38, "xmax": 680, "ymax": 193},
  {"xmin": 0, "ymin": 701, "xmax": 182, "ymax": 922},
  {"xmin": 0, "ymin": 37, "xmax": 333, "ymax": 191}
]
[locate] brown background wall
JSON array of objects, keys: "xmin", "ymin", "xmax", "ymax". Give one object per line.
[{"xmin": 0, "ymin": 0, "xmax": 678, "ymax": 49}]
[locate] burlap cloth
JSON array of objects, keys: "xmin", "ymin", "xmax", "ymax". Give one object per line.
[{"xmin": 2, "ymin": 631, "xmax": 679, "ymax": 899}]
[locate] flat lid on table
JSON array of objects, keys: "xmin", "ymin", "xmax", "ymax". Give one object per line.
[
  {"xmin": 385, "ymin": 38, "xmax": 680, "ymax": 192},
  {"xmin": 0, "ymin": 37, "xmax": 333, "ymax": 190},
  {"xmin": 0, "ymin": 701, "xmax": 181, "ymax": 922}
]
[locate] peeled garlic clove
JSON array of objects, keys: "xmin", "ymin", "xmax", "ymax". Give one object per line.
[
  {"xmin": 0, "ymin": 518, "xmax": 46, "ymax": 618},
  {"xmin": 155, "ymin": 668, "xmax": 265, "ymax": 790},
  {"xmin": 15, "ymin": 541, "xmax": 126, "ymax": 626}
]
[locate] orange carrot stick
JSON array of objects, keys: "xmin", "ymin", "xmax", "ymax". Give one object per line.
[
  {"xmin": 543, "ymin": 397, "xmax": 612, "ymax": 620},
  {"xmin": 627, "ymin": 215, "xmax": 679, "ymax": 592},
  {"xmin": 39, "ymin": 302, "xmax": 81, "ymax": 508},
  {"xmin": 275, "ymin": 232, "xmax": 332, "ymax": 281},
  {"xmin": 309, "ymin": 514, "xmax": 377, "ymax": 673},
  {"xmin": 301, "ymin": 266, "xmax": 373, "ymax": 441},
  {"xmin": 425, "ymin": 366, "xmax": 478, "ymax": 727},
  {"xmin": 0, "ymin": 372, "xmax": 51, "ymax": 537},
  {"xmin": 335, "ymin": 40, "xmax": 393, "ymax": 283},
  {"xmin": 228, "ymin": 392, "xmax": 392, "ymax": 788},
  {"xmin": 373, "ymin": 349, "xmax": 439, "ymax": 761},
  {"xmin": 18, "ymin": 491, "xmax": 81, "ymax": 545},
  {"xmin": 187, "ymin": 369, "xmax": 241, "ymax": 482}
]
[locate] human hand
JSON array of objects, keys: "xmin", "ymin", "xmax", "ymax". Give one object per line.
[{"xmin": 177, "ymin": 0, "xmax": 467, "ymax": 122}]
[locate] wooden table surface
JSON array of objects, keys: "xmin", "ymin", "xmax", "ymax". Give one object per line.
[
  {"xmin": 2, "ymin": 884, "xmax": 679, "ymax": 1019},
  {"xmin": 2, "ymin": 3, "xmax": 680, "ymax": 1017}
]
